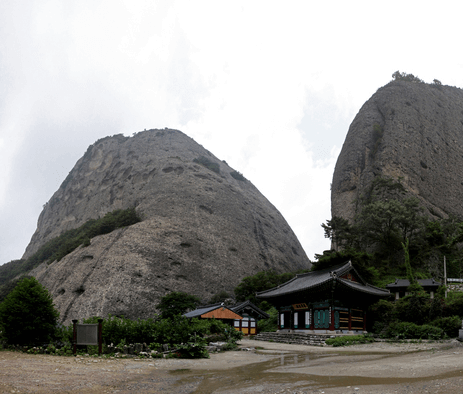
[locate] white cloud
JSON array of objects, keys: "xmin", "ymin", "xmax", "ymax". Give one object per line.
[{"xmin": 2, "ymin": 1, "xmax": 463, "ymax": 266}]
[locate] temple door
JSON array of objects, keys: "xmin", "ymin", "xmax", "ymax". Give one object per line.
[{"xmin": 314, "ymin": 309, "xmax": 330, "ymax": 329}]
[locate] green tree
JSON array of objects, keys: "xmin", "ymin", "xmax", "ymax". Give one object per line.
[
  {"xmin": 234, "ymin": 270, "xmax": 302, "ymax": 308},
  {"xmin": 209, "ymin": 290, "xmax": 232, "ymax": 305},
  {"xmin": 350, "ymin": 177, "xmax": 425, "ymax": 266},
  {"xmin": 156, "ymin": 291, "xmax": 201, "ymax": 319},
  {"xmin": 391, "ymin": 71, "xmax": 424, "ymax": 83},
  {"xmin": 321, "ymin": 216, "xmax": 353, "ymax": 250},
  {"xmin": 0, "ymin": 277, "xmax": 59, "ymax": 345}
]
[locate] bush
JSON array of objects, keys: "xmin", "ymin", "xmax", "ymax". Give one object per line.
[
  {"xmin": 257, "ymin": 307, "xmax": 278, "ymax": 332},
  {"xmin": 368, "ymin": 299, "xmax": 395, "ymax": 328},
  {"xmin": 430, "ymin": 316, "xmax": 461, "ymax": 338},
  {"xmin": 68, "ymin": 314, "xmax": 242, "ymax": 355},
  {"xmin": 325, "ymin": 334, "xmax": 375, "ymax": 347},
  {"xmin": 82, "ymin": 315, "xmax": 157, "ymax": 345},
  {"xmin": 0, "ymin": 277, "xmax": 59, "ymax": 345},
  {"xmin": 429, "ymin": 298, "xmax": 444, "ymax": 321},
  {"xmin": 444, "ymin": 293, "xmax": 463, "ymax": 317},
  {"xmin": 230, "ymin": 171, "xmax": 246, "ymax": 181},
  {"xmin": 384, "ymin": 321, "xmax": 444, "ymax": 340},
  {"xmin": 193, "ymin": 156, "xmax": 220, "ymax": 174},
  {"xmin": 176, "ymin": 339, "xmax": 209, "ymax": 358},
  {"xmin": 394, "ymin": 294, "xmax": 430, "ymax": 325}
]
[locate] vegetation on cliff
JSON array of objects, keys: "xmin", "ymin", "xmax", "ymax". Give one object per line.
[
  {"xmin": 0, "ymin": 208, "xmax": 141, "ymax": 295},
  {"xmin": 321, "ymin": 176, "xmax": 463, "ymax": 284}
]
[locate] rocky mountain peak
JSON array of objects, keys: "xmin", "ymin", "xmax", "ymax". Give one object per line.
[
  {"xmin": 24, "ymin": 128, "xmax": 309, "ymax": 324},
  {"xmin": 332, "ymin": 81, "xmax": 463, "ymax": 223}
]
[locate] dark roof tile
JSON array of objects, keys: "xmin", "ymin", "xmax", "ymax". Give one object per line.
[{"xmin": 257, "ymin": 261, "xmax": 390, "ymax": 298}]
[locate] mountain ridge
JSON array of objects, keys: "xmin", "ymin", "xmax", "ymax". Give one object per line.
[{"xmin": 19, "ymin": 128, "xmax": 310, "ymax": 324}]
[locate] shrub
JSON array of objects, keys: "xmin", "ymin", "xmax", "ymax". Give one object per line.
[
  {"xmin": 444, "ymin": 293, "xmax": 463, "ymax": 317},
  {"xmin": 176, "ymin": 339, "xmax": 209, "ymax": 358},
  {"xmin": 257, "ymin": 307, "xmax": 278, "ymax": 332},
  {"xmin": 81, "ymin": 315, "xmax": 157, "ymax": 345},
  {"xmin": 369, "ymin": 299, "xmax": 395, "ymax": 327},
  {"xmin": 325, "ymin": 334, "xmax": 374, "ymax": 347},
  {"xmin": 193, "ymin": 156, "xmax": 220, "ymax": 174},
  {"xmin": 230, "ymin": 171, "xmax": 246, "ymax": 181},
  {"xmin": 80, "ymin": 314, "xmax": 238, "ymax": 348},
  {"xmin": 0, "ymin": 277, "xmax": 59, "ymax": 345},
  {"xmin": 430, "ymin": 316, "xmax": 461, "ymax": 338},
  {"xmin": 429, "ymin": 298, "xmax": 444, "ymax": 321},
  {"xmin": 384, "ymin": 321, "xmax": 444, "ymax": 340},
  {"xmin": 394, "ymin": 294, "xmax": 430, "ymax": 325}
]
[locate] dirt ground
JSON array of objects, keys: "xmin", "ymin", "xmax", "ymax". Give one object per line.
[{"xmin": 2, "ymin": 338, "xmax": 463, "ymax": 393}]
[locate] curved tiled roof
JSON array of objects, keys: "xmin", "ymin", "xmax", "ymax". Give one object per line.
[
  {"xmin": 256, "ymin": 261, "xmax": 390, "ymax": 299},
  {"xmin": 184, "ymin": 300, "xmax": 270, "ymax": 319},
  {"xmin": 337, "ymin": 278, "xmax": 391, "ymax": 296},
  {"xmin": 230, "ymin": 300, "xmax": 269, "ymax": 319},
  {"xmin": 183, "ymin": 303, "xmax": 229, "ymax": 318},
  {"xmin": 386, "ymin": 278, "xmax": 441, "ymax": 289}
]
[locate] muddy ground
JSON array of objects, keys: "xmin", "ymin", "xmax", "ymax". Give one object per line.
[{"xmin": 1, "ymin": 338, "xmax": 463, "ymax": 393}]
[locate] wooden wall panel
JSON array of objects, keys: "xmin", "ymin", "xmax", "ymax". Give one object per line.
[{"xmin": 201, "ymin": 308, "xmax": 242, "ymax": 320}]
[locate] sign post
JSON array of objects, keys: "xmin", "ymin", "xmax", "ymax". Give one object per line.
[{"xmin": 72, "ymin": 319, "xmax": 104, "ymax": 356}]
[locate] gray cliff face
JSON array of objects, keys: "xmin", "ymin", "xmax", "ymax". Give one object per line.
[
  {"xmin": 332, "ymin": 81, "xmax": 463, "ymax": 223},
  {"xmin": 25, "ymin": 129, "xmax": 309, "ymax": 324}
]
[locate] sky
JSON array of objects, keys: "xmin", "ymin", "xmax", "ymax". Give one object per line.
[{"xmin": 1, "ymin": 1, "xmax": 463, "ymax": 266}]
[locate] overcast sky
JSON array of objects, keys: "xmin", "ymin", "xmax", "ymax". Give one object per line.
[{"xmin": 1, "ymin": 1, "xmax": 462, "ymax": 266}]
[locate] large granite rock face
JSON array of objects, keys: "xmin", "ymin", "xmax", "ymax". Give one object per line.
[
  {"xmin": 332, "ymin": 81, "xmax": 463, "ymax": 223},
  {"xmin": 25, "ymin": 129, "xmax": 309, "ymax": 324}
]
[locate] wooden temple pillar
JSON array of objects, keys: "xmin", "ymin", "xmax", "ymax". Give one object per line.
[{"xmin": 329, "ymin": 306, "xmax": 335, "ymax": 331}]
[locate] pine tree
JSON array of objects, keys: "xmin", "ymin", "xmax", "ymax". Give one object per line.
[{"xmin": 0, "ymin": 277, "xmax": 59, "ymax": 345}]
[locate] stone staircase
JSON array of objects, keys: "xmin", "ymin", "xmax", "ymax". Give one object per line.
[{"xmin": 254, "ymin": 331, "xmax": 335, "ymax": 347}]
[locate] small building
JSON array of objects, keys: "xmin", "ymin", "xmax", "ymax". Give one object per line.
[
  {"xmin": 184, "ymin": 301, "xmax": 269, "ymax": 335},
  {"xmin": 386, "ymin": 278, "xmax": 441, "ymax": 300},
  {"xmin": 184, "ymin": 303, "xmax": 243, "ymax": 325},
  {"xmin": 230, "ymin": 300, "xmax": 269, "ymax": 335},
  {"xmin": 256, "ymin": 261, "xmax": 390, "ymax": 334}
]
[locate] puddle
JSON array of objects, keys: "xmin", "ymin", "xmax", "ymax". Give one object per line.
[
  {"xmin": 172, "ymin": 352, "xmax": 463, "ymax": 393},
  {"xmin": 170, "ymin": 368, "xmax": 191, "ymax": 374}
]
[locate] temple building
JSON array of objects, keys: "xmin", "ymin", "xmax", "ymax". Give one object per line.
[
  {"xmin": 230, "ymin": 300, "xmax": 269, "ymax": 335},
  {"xmin": 184, "ymin": 301, "xmax": 269, "ymax": 335},
  {"xmin": 386, "ymin": 278, "xmax": 441, "ymax": 300},
  {"xmin": 256, "ymin": 261, "xmax": 390, "ymax": 333}
]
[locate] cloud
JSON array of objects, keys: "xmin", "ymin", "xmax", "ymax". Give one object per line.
[{"xmin": 2, "ymin": 1, "xmax": 463, "ymax": 266}]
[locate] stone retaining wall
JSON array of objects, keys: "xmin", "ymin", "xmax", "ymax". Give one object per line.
[{"xmin": 254, "ymin": 332, "xmax": 334, "ymax": 346}]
